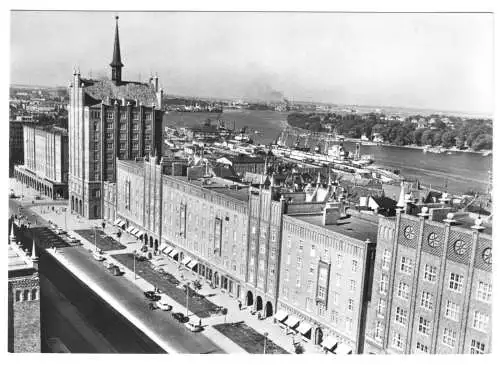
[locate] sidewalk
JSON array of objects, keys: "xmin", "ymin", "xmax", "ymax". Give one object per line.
[{"xmin": 10, "ymin": 177, "xmax": 325, "ymax": 354}]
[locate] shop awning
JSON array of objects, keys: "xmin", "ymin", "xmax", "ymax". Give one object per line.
[
  {"xmin": 136, "ymin": 231, "xmax": 145, "ymax": 238},
  {"xmin": 181, "ymin": 256, "xmax": 191, "ymax": 265},
  {"xmin": 168, "ymin": 249, "xmax": 179, "ymax": 258},
  {"xmin": 126, "ymin": 226, "xmax": 134, "ymax": 233},
  {"xmin": 284, "ymin": 315, "xmax": 300, "ymax": 328},
  {"xmin": 113, "ymin": 219, "xmax": 121, "ymax": 225},
  {"xmin": 187, "ymin": 259, "xmax": 198, "ymax": 269},
  {"xmin": 274, "ymin": 310, "xmax": 288, "ymax": 322},
  {"xmin": 321, "ymin": 336, "xmax": 338, "ymax": 351},
  {"xmin": 297, "ymin": 322, "xmax": 312, "ymax": 335},
  {"xmin": 335, "ymin": 343, "xmax": 352, "ymax": 355},
  {"xmin": 162, "ymin": 246, "xmax": 173, "ymax": 255},
  {"xmin": 131, "ymin": 228, "xmax": 139, "ymax": 235},
  {"xmin": 118, "ymin": 221, "xmax": 126, "ymax": 229}
]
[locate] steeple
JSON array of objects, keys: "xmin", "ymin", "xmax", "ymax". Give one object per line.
[{"xmin": 110, "ymin": 16, "xmax": 124, "ymax": 83}]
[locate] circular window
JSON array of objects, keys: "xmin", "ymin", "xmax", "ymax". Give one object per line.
[
  {"xmin": 404, "ymin": 226, "xmax": 416, "ymax": 240},
  {"xmin": 482, "ymin": 248, "xmax": 492, "ymax": 265},
  {"xmin": 427, "ymin": 232, "xmax": 439, "ymax": 247},
  {"xmin": 454, "ymin": 240, "xmax": 467, "ymax": 255}
]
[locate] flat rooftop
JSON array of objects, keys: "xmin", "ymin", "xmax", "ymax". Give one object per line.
[
  {"xmin": 290, "ymin": 213, "xmax": 379, "ymax": 243},
  {"xmin": 171, "ymin": 175, "xmax": 250, "ymax": 203},
  {"xmin": 8, "ymin": 244, "xmax": 32, "ymax": 272}
]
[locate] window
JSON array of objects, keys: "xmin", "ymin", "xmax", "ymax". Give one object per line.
[
  {"xmin": 287, "ymin": 235, "xmax": 291, "ymax": 248},
  {"xmin": 284, "ymin": 269, "xmax": 289, "ymax": 281},
  {"xmin": 336, "ymin": 273, "xmax": 342, "ymax": 287},
  {"xmin": 476, "ymin": 281, "xmax": 492, "ymax": 303},
  {"xmin": 442, "ymin": 328, "xmax": 457, "ymax": 348},
  {"xmin": 377, "ymin": 298, "xmax": 386, "ymax": 318},
  {"xmin": 420, "ymin": 291, "xmax": 433, "ymax": 311},
  {"xmin": 333, "ymin": 292, "xmax": 339, "ymax": 305},
  {"xmin": 375, "ymin": 322, "xmax": 384, "ymax": 341},
  {"xmin": 445, "ymin": 301, "xmax": 460, "ymax": 321},
  {"xmin": 416, "ymin": 342, "xmax": 429, "ymax": 353},
  {"xmin": 345, "ymin": 317, "xmax": 353, "ymax": 332},
  {"xmin": 106, "ymin": 111, "xmax": 114, "ymax": 119},
  {"xmin": 395, "ymin": 307, "xmax": 407, "ymax": 325},
  {"xmin": 470, "ymin": 340, "xmax": 486, "ymax": 354},
  {"xmin": 418, "ymin": 317, "xmax": 431, "ymax": 336},
  {"xmin": 306, "ymin": 297, "xmax": 313, "ymax": 312},
  {"xmin": 270, "ymin": 247, "xmax": 276, "ymax": 259},
  {"xmin": 296, "ymin": 256, "xmax": 302, "ymax": 269},
  {"xmin": 318, "ymin": 303, "xmax": 327, "ymax": 317},
  {"xmin": 400, "ymin": 256, "xmax": 413, "ymax": 274},
  {"xmin": 310, "ymin": 245, "xmax": 316, "ymax": 257},
  {"xmin": 23, "ymin": 290, "xmax": 29, "ymax": 301},
  {"xmin": 397, "ymin": 281, "xmax": 410, "ymax": 300},
  {"xmin": 349, "ymin": 280, "xmax": 356, "ymax": 292},
  {"xmin": 382, "ymin": 249, "xmax": 391, "ymax": 270},
  {"xmin": 330, "ymin": 310, "xmax": 338, "ymax": 324},
  {"xmin": 282, "ymin": 287, "xmax": 289, "ymax": 299},
  {"xmin": 336, "ymin": 254, "xmax": 343, "ymax": 267},
  {"xmin": 449, "ymin": 273, "xmax": 464, "ymax": 293},
  {"xmin": 298, "ymin": 240, "xmax": 304, "ymax": 252},
  {"xmin": 379, "ymin": 273, "xmax": 388, "ymax": 294},
  {"xmin": 31, "ymin": 289, "xmax": 38, "ymax": 300},
  {"xmin": 307, "ymin": 280, "xmax": 313, "ymax": 292},
  {"xmin": 352, "ymin": 259, "xmax": 358, "ymax": 272},
  {"xmin": 392, "ymin": 332, "xmax": 404, "ymax": 350},
  {"xmin": 472, "ymin": 311, "xmax": 489, "ymax": 332},
  {"xmin": 318, "ymin": 286, "xmax": 327, "ymax": 300},
  {"xmin": 423, "ymin": 264, "xmax": 437, "ymax": 282},
  {"xmin": 348, "ymin": 298, "xmax": 354, "ymax": 311},
  {"xmin": 15, "ymin": 290, "xmax": 21, "ymax": 302},
  {"xmin": 309, "ymin": 264, "xmax": 315, "ymax": 275}
]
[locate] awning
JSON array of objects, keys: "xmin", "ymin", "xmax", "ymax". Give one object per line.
[
  {"xmin": 187, "ymin": 259, "xmax": 198, "ymax": 269},
  {"xmin": 335, "ymin": 343, "xmax": 352, "ymax": 355},
  {"xmin": 136, "ymin": 231, "xmax": 145, "ymax": 238},
  {"xmin": 168, "ymin": 249, "xmax": 179, "ymax": 258},
  {"xmin": 118, "ymin": 221, "xmax": 126, "ymax": 229},
  {"xmin": 181, "ymin": 256, "xmax": 191, "ymax": 265},
  {"xmin": 126, "ymin": 226, "xmax": 134, "ymax": 233},
  {"xmin": 131, "ymin": 228, "xmax": 139, "ymax": 235},
  {"xmin": 321, "ymin": 336, "xmax": 338, "ymax": 351},
  {"xmin": 297, "ymin": 322, "xmax": 312, "ymax": 335},
  {"xmin": 162, "ymin": 246, "xmax": 173, "ymax": 255},
  {"xmin": 113, "ymin": 219, "xmax": 121, "ymax": 225},
  {"xmin": 274, "ymin": 310, "xmax": 288, "ymax": 322},
  {"xmin": 284, "ymin": 315, "xmax": 300, "ymax": 328}
]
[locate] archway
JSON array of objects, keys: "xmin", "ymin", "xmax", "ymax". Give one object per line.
[
  {"xmin": 256, "ymin": 296, "xmax": 263, "ymax": 311},
  {"xmin": 79, "ymin": 200, "xmax": 83, "ymax": 215},
  {"xmin": 154, "ymin": 239, "xmax": 159, "ymax": 251},
  {"xmin": 71, "ymin": 196, "xmax": 74, "ymax": 211},
  {"xmin": 314, "ymin": 327, "xmax": 323, "ymax": 345},
  {"xmin": 265, "ymin": 301, "xmax": 273, "ymax": 317},
  {"xmin": 246, "ymin": 291, "xmax": 254, "ymax": 307},
  {"xmin": 144, "ymin": 234, "xmax": 149, "ymax": 245},
  {"xmin": 149, "ymin": 236, "xmax": 154, "ymax": 248},
  {"xmin": 213, "ymin": 272, "xmax": 220, "ymax": 287}
]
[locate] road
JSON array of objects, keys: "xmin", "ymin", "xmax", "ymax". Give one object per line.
[{"xmin": 9, "ymin": 197, "xmax": 224, "ymax": 354}]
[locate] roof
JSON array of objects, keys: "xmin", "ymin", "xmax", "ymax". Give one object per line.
[
  {"xmin": 8, "ymin": 244, "xmax": 32, "ymax": 272},
  {"xmin": 110, "ymin": 17, "xmax": 123, "ymax": 68},
  {"xmin": 82, "ymin": 78, "xmax": 157, "ymax": 106},
  {"xmin": 171, "ymin": 175, "xmax": 250, "ymax": 203},
  {"xmin": 371, "ymin": 196, "xmax": 397, "ymax": 210},
  {"xmin": 424, "ymin": 191, "xmax": 443, "ymax": 204},
  {"xmin": 290, "ymin": 213, "xmax": 379, "ymax": 243}
]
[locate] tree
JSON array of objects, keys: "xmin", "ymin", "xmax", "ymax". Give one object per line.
[
  {"xmin": 412, "ymin": 129, "xmax": 424, "ymax": 145},
  {"xmin": 441, "ymin": 131, "xmax": 457, "ymax": 148},
  {"xmin": 420, "ymin": 129, "xmax": 434, "ymax": 146},
  {"xmin": 432, "ymin": 131, "xmax": 443, "ymax": 146},
  {"xmin": 471, "ymin": 134, "xmax": 492, "ymax": 151}
]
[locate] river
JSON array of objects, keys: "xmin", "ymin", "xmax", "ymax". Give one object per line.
[{"xmin": 163, "ymin": 110, "xmax": 492, "ymax": 194}]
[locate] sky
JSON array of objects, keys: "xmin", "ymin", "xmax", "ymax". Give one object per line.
[{"xmin": 10, "ymin": 11, "xmax": 494, "ymax": 114}]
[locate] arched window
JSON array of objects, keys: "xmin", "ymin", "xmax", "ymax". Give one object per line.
[
  {"xmin": 31, "ymin": 288, "xmax": 38, "ymax": 301},
  {"xmin": 23, "ymin": 289, "xmax": 29, "ymax": 301}
]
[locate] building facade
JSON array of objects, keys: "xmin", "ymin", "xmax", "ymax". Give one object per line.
[
  {"xmin": 68, "ymin": 17, "xmax": 164, "ymax": 219},
  {"xmin": 9, "ymin": 120, "xmax": 25, "ymax": 174},
  {"xmin": 13, "ymin": 124, "xmax": 69, "ymax": 199},
  {"xmin": 276, "ymin": 207, "xmax": 377, "ymax": 354},
  {"xmin": 363, "ymin": 209, "xmax": 492, "ymax": 354}
]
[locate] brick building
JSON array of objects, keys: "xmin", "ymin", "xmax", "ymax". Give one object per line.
[
  {"xmin": 8, "ymin": 224, "xmax": 41, "ymax": 353},
  {"xmin": 13, "ymin": 124, "xmax": 69, "ymax": 199},
  {"xmin": 363, "ymin": 208, "xmax": 492, "ymax": 354},
  {"xmin": 68, "ymin": 16, "xmax": 164, "ymax": 219},
  {"xmin": 276, "ymin": 205, "xmax": 377, "ymax": 354}
]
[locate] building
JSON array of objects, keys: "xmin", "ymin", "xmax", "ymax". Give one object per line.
[
  {"xmin": 363, "ymin": 208, "xmax": 492, "ymax": 354},
  {"xmin": 9, "ymin": 120, "xmax": 25, "ymax": 174},
  {"xmin": 8, "ymin": 223, "xmax": 41, "ymax": 353},
  {"xmin": 276, "ymin": 204, "xmax": 377, "ymax": 354},
  {"xmin": 13, "ymin": 124, "xmax": 69, "ymax": 199},
  {"xmin": 216, "ymin": 155, "xmax": 266, "ymax": 177},
  {"xmin": 68, "ymin": 16, "xmax": 164, "ymax": 219}
]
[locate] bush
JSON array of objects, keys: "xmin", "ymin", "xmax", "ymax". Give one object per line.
[{"xmin": 294, "ymin": 343, "xmax": 305, "ymax": 354}]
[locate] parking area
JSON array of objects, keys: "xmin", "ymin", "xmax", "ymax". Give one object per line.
[
  {"xmin": 112, "ymin": 253, "xmax": 220, "ymax": 318},
  {"xmin": 75, "ymin": 229, "xmax": 126, "ymax": 252}
]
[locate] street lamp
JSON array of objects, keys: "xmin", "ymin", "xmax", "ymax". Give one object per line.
[
  {"xmin": 263, "ymin": 332, "xmax": 268, "ymax": 354},
  {"xmin": 93, "ymin": 225, "xmax": 98, "ymax": 252}
]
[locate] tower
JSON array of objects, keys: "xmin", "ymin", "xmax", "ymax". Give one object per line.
[{"xmin": 110, "ymin": 16, "xmax": 124, "ymax": 83}]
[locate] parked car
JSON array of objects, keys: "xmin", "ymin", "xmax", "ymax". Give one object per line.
[
  {"xmin": 54, "ymin": 228, "xmax": 66, "ymax": 235},
  {"xmin": 93, "ymin": 251, "xmax": 106, "ymax": 261},
  {"xmin": 184, "ymin": 322, "xmax": 203, "ymax": 332},
  {"xmin": 104, "ymin": 261, "xmax": 116, "ymax": 270},
  {"xmin": 143, "ymin": 291, "xmax": 161, "ymax": 301},
  {"xmin": 156, "ymin": 301, "xmax": 173, "ymax": 311},
  {"xmin": 67, "ymin": 236, "xmax": 80, "ymax": 244},
  {"xmin": 172, "ymin": 312, "xmax": 189, "ymax": 323},
  {"xmin": 110, "ymin": 266, "xmax": 122, "ymax": 276}
]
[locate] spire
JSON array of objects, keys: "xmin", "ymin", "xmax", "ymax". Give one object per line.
[
  {"xmin": 31, "ymin": 240, "xmax": 38, "ymax": 262},
  {"xmin": 10, "ymin": 220, "xmax": 16, "ymax": 241},
  {"xmin": 110, "ymin": 16, "xmax": 124, "ymax": 83}
]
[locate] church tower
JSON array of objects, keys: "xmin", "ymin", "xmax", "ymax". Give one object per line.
[{"xmin": 110, "ymin": 16, "xmax": 123, "ymax": 83}]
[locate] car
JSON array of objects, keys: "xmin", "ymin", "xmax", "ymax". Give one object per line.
[
  {"xmin": 110, "ymin": 266, "xmax": 123, "ymax": 276},
  {"xmin": 143, "ymin": 291, "xmax": 161, "ymax": 301},
  {"xmin": 156, "ymin": 301, "xmax": 173, "ymax": 311},
  {"xmin": 184, "ymin": 322, "xmax": 203, "ymax": 332},
  {"xmin": 93, "ymin": 251, "xmax": 106, "ymax": 261},
  {"xmin": 67, "ymin": 236, "xmax": 80, "ymax": 244},
  {"xmin": 172, "ymin": 312, "xmax": 189, "ymax": 323},
  {"xmin": 103, "ymin": 261, "xmax": 116, "ymax": 270},
  {"xmin": 55, "ymin": 228, "xmax": 67, "ymax": 235}
]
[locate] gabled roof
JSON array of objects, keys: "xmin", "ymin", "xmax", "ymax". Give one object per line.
[{"xmin": 82, "ymin": 79, "xmax": 157, "ymax": 106}]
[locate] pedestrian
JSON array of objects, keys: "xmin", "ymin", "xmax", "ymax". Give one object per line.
[
  {"xmin": 238, "ymin": 301, "xmax": 242, "ymax": 311},
  {"xmin": 198, "ymin": 319, "xmax": 202, "ymax": 327}
]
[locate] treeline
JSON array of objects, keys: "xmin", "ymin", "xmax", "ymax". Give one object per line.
[{"xmin": 287, "ymin": 112, "xmax": 493, "ymax": 151}]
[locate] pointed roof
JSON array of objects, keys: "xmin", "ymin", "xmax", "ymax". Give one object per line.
[{"xmin": 110, "ymin": 16, "xmax": 124, "ymax": 68}]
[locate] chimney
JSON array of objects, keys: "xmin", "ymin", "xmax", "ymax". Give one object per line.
[{"xmin": 323, "ymin": 201, "xmax": 343, "ymax": 226}]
